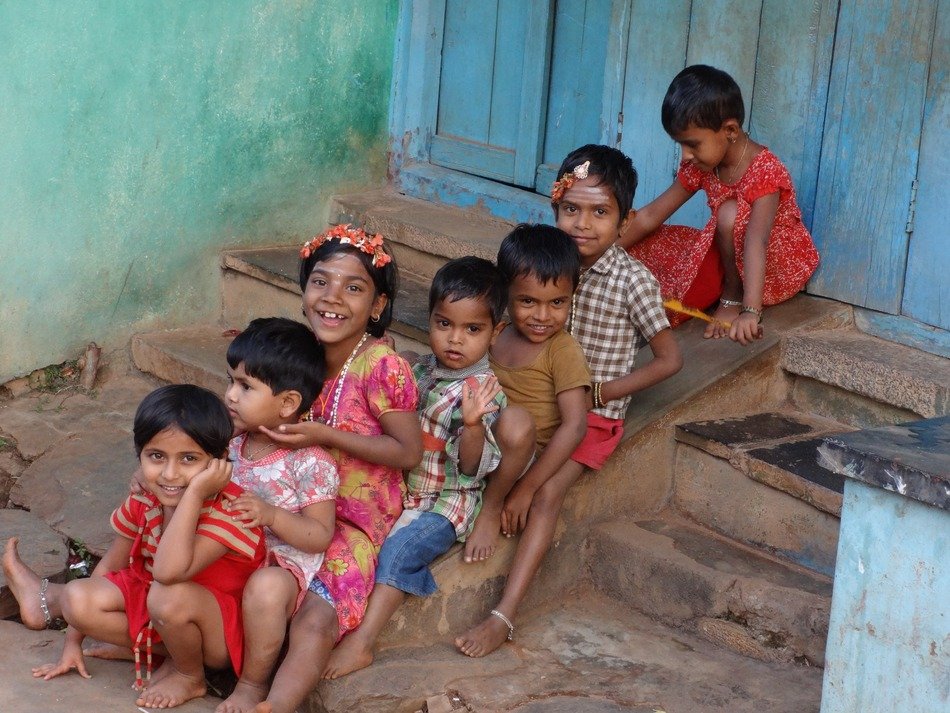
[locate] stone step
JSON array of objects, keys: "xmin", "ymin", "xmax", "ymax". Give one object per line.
[
  {"xmin": 782, "ymin": 328, "xmax": 950, "ymax": 426},
  {"xmin": 672, "ymin": 412, "xmax": 846, "ymax": 577},
  {"xmin": 586, "ymin": 512, "xmax": 831, "ymax": 667},
  {"xmin": 220, "ymin": 245, "xmax": 432, "ymax": 347},
  {"xmin": 329, "ymin": 189, "xmax": 514, "ymax": 282},
  {"xmin": 132, "ymin": 324, "xmax": 429, "ymax": 398},
  {"xmin": 675, "ymin": 411, "xmax": 853, "ymax": 517},
  {"xmin": 316, "ymin": 591, "xmax": 822, "ymax": 713}
]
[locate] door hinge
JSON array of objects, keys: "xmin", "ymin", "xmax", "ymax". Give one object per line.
[
  {"xmin": 615, "ymin": 112, "xmax": 623, "ymax": 146},
  {"xmin": 905, "ymin": 179, "xmax": 918, "ymax": 234}
]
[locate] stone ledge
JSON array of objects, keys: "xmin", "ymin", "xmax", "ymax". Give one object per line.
[
  {"xmin": 818, "ymin": 415, "xmax": 950, "ymax": 511},
  {"xmin": 782, "ymin": 329, "xmax": 950, "ymax": 418},
  {"xmin": 330, "ymin": 189, "xmax": 513, "ymax": 265}
]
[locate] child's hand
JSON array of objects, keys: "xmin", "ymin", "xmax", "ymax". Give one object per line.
[
  {"xmin": 461, "ymin": 376, "xmax": 502, "ymax": 428},
  {"xmin": 501, "ymin": 479, "xmax": 536, "ymax": 536},
  {"xmin": 32, "ymin": 640, "xmax": 90, "ymax": 681},
  {"xmin": 129, "ymin": 467, "xmax": 146, "ymax": 496},
  {"xmin": 260, "ymin": 421, "xmax": 327, "ymax": 450},
  {"xmin": 729, "ymin": 311, "xmax": 764, "ymax": 346},
  {"xmin": 187, "ymin": 457, "xmax": 233, "ymax": 500},
  {"xmin": 226, "ymin": 492, "xmax": 277, "ymax": 529}
]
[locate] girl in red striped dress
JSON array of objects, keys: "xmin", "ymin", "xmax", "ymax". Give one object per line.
[
  {"xmin": 2, "ymin": 384, "xmax": 265, "ymax": 709},
  {"xmin": 620, "ymin": 65, "xmax": 819, "ymax": 345}
]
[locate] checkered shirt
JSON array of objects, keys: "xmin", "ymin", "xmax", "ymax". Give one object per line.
[
  {"xmin": 568, "ymin": 244, "xmax": 670, "ymax": 420},
  {"xmin": 405, "ymin": 354, "xmax": 507, "ymax": 539}
]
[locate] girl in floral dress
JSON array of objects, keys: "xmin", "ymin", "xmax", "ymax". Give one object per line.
[
  {"xmin": 620, "ymin": 64, "xmax": 819, "ymax": 345},
  {"xmin": 222, "ymin": 225, "xmax": 421, "ymax": 713}
]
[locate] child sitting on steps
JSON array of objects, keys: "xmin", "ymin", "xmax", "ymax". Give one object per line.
[
  {"xmin": 620, "ymin": 64, "xmax": 820, "ymax": 345},
  {"xmin": 323, "ymin": 256, "xmax": 533, "ymax": 679},
  {"xmin": 217, "ymin": 317, "xmax": 338, "ymax": 713}
]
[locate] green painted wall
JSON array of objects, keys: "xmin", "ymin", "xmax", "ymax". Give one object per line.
[{"xmin": 0, "ymin": 1, "xmax": 397, "ymax": 381}]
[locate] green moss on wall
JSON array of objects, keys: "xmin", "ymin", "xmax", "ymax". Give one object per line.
[{"xmin": 0, "ymin": 0, "xmax": 397, "ymax": 380}]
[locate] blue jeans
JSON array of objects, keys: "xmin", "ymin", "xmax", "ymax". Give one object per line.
[{"xmin": 374, "ymin": 510, "xmax": 458, "ymax": 596}]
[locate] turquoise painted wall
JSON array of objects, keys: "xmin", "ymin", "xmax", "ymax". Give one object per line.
[{"xmin": 0, "ymin": 1, "xmax": 397, "ymax": 382}]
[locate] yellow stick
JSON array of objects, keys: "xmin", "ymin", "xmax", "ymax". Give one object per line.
[{"xmin": 663, "ymin": 299, "xmax": 732, "ymax": 328}]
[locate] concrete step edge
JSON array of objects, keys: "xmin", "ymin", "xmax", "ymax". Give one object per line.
[
  {"xmin": 588, "ymin": 512, "xmax": 830, "ymax": 665},
  {"xmin": 781, "ymin": 328, "xmax": 950, "ymax": 418}
]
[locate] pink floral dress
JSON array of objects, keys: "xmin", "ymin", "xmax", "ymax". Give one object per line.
[
  {"xmin": 629, "ymin": 148, "xmax": 819, "ymax": 324},
  {"xmin": 309, "ymin": 340, "xmax": 418, "ymax": 636}
]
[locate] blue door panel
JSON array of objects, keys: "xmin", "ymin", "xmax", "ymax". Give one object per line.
[
  {"xmin": 535, "ymin": 0, "xmax": 617, "ymax": 195},
  {"xmin": 809, "ymin": 0, "xmax": 936, "ymax": 312},
  {"xmin": 488, "ymin": 0, "xmax": 530, "ymax": 150},
  {"xmin": 437, "ymin": 0, "xmax": 498, "ymax": 144},
  {"xmin": 901, "ymin": 1, "xmax": 949, "ymax": 330},
  {"xmin": 751, "ymin": 0, "xmax": 838, "ymax": 230},
  {"xmin": 619, "ymin": 0, "xmax": 691, "ymax": 221}
]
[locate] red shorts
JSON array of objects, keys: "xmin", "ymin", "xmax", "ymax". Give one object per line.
[{"xmin": 571, "ymin": 412, "xmax": 624, "ymax": 470}]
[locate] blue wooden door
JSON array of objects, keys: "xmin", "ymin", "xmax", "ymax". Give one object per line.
[
  {"xmin": 901, "ymin": 2, "xmax": 949, "ymax": 330},
  {"xmin": 430, "ymin": 0, "xmax": 553, "ymax": 187},
  {"xmin": 808, "ymin": 0, "xmax": 938, "ymax": 314}
]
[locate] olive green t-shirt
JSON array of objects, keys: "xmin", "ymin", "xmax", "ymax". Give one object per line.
[{"xmin": 489, "ymin": 328, "xmax": 590, "ymax": 451}]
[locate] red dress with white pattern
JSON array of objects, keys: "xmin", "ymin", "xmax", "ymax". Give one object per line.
[{"xmin": 628, "ymin": 148, "xmax": 819, "ymax": 324}]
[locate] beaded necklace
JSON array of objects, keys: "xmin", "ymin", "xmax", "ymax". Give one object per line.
[{"xmin": 320, "ymin": 332, "xmax": 369, "ymax": 427}]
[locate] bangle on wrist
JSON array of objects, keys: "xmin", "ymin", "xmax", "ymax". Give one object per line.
[
  {"xmin": 741, "ymin": 305, "xmax": 763, "ymax": 323},
  {"xmin": 591, "ymin": 382, "xmax": 602, "ymax": 409},
  {"xmin": 719, "ymin": 298, "xmax": 743, "ymax": 307}
]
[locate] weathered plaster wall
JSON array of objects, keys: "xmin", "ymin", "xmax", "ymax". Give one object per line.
[{"xmin": 0, "ymin": 1, "xmax": 397, "ymax": 381}]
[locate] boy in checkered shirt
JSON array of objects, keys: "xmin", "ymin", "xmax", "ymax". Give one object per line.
[
  {"xmin": 554, "ymin": 143, "xmax": 682, "ymax": 468},
  {"xmin": 324, "ymin": 256, "xmax": 534, "ymax": 678}
]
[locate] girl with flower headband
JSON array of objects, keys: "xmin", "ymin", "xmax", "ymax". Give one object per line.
[{"xmin": 219, "ymin": 224, "xmax": 422, "ymax": 713}]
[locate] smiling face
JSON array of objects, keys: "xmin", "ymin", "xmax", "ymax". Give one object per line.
[
  {"xmin": 225, "ymin": 362, "xmax": 296, "ymax": 435},
  {"xmin": 139, "ymin": 426, "xmax": 214, "ymax": 507},
  {"xmin": 302, "ymin": 252, "xmax": 388, "ymax": 355},
  {"xmin": 671, "ymin": 122, "xmax": 734, "ymax": 173},
  {"xmin": 556, "ymin": 176, "xmax": 630, "ymax": 268},
  {"xmin": 428, "ymin": 296, "xmax": 502, "ymax": 370},
  {"xmin": 507, "ymin": 272, "xmax": 573, "ymax": 344}
]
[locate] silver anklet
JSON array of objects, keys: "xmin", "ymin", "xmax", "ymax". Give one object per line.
[
  {"xmin": 39, "ymin": 578, "xmax": 52, "ymax": 628},
  {"xmin": 490, "ymin": 609, "xmax": 514, "ymax": 641}
]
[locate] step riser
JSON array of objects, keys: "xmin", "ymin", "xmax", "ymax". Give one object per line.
[
  {"xmin": 221, "ymin": 271, "xmax": 304, "ymax": 328},
  {"xmin": 587, "ymin": 521, "xmax": 830, "ymax": 666},
  {"xmin": 673, "ymin": 445, "xmax": 839, "ymax": 577},
  {"xmin": 790, "ymin": 376, "xmax": 921, "ymax": 430},
  {"xmin": 131, "ymin": 332, "xmax": 228, "ymax": 396}
]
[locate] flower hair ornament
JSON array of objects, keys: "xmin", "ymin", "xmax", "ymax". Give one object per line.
[
  {"xmin": 300, "ymin": 223, "xmax": 392, "ymax": 267},
  {"xmin": 551, "ymin": 160, "xmax": 591, "ymax": 204}
]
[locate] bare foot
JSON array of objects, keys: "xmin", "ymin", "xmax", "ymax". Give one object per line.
[
  {"xmin": 323, "ymin": 635, "xmax": 373, "ymax": 679},
  {"xmin": 703, "ymin": 302, "xmax": 740, "ymax": 339},
  {"xmin": 455, "ymin": 613, "xmax": 511, "ymax": 658},
  {"xmin": 83, "ymin": 642, "xmax": 134, "ymax": 661},
  {"xmin": 251, "ymin": 704, "xmax": 272, "ymax": 713},
  {"xmin": 133, "ymin": 659, "xmax": 174, "ymax": 692},
  {"xmin": 2, "ymin": 537, "xmax": 49, "ymax": 630},
  {"xmin": 464, "ymin": 505, "xmax": 503, "ymax": 563},
  {"xmin": 135, "ymin": 663, "xmax": 206, "ymax": 709},
  {"xmin": 215, "ymin": 680, "xmax": 268, "ymax": 713}
]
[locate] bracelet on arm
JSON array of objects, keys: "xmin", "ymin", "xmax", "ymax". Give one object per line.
[
  {"xmin": 741, "ymin": 305, "xmax": 763, "ymax": 323},
  {"xmin": 591, "ymin": 382, "xmax": 602, "ymax": 410},
  {"xmin": 719, "ymin": 298, "xmax": 743, "ymax": 307}
]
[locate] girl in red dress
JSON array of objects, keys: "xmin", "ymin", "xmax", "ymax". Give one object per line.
[
  {"xmin": 619, "ymin": 64, "xmax": 819, "ymax": 345},
  {"xmin": 2, "ymin": 385, "xmax": 265, "ymax": 709}
]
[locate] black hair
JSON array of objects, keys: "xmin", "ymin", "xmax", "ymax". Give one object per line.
[
  {"xmin": 133, "ymin": 384, "xmax": 233, "ymax": 458},
  {"xmin": 428, "ymin": 257, "xmax": 507, "ymax": 325},
  {"xmin": 661, "ymin": 64, "xmax": 745, "ymax": 136},
  {"xmin": 497, "ymin": 224, "xmax": 581, "ymax": 291},
  {"xmin": 553, "ymin": 144, "xmax": 638, "ymax": 219},
  {"xmin": 298, "ymin": 236, "xmax": 398, "ymax": 338},
  {"xmin": 226, "ymin": 317, "xmax": 325, "ymax": 416}
]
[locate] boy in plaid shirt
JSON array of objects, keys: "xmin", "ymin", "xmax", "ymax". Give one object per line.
[
  {"xmin": 457, "ymin": 147, "xmax": 682, "ymax": 659},
  {"xmin": 324, "ymin": 256, "xmax": 526, "ymax": 678}
]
